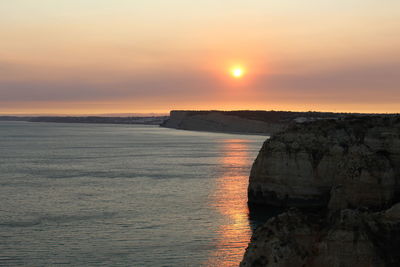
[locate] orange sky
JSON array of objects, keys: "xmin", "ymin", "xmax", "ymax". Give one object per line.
[{"xmin": 1, "ymin": 1, "xmax": 399, "ymax": 114}]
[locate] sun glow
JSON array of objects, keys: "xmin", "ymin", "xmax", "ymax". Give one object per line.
[{"xmin": 231, "ymin": 67, "xmax": 244, "ymax": 78}]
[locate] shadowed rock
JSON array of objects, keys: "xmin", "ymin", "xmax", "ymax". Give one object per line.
[
  {"xmin": 241, "ymin": 205, "xmax": 400, "ymax": 267},
  {"xmin": 243, "ymin": 116, "xmax": 400, "ymax": 266},
  {"xmin": 248, "ymin": 116, "xmax": 400, "ymax": 210}
]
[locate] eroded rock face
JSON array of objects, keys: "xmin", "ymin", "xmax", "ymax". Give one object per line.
[
  {"xmin": 248, "ymin": 116, "xmax": 400, "ymax": 210},
  {"xmin": 241, "ymin": 206, "xmax": 400, "ymax": 267},
  {"xmin": 243, "ymin": 116, "xmax": 400, "ymax": 267}
]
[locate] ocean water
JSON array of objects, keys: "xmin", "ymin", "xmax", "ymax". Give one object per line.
[{"xmin": 0, "ymin": 122, "xmax": 266, "ymax": 266}]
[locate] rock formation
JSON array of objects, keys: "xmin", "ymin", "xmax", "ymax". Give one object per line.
[
  {"xmin": 242, "ymin": 116, "xmax": 400, "ymax": 266},
  {"xmin": 248, "ymin": 116, "xmax": 400, "ymax": 210},
  {"xmin": 241, "ymin": 205, "xmax": 400, "ymax": 267},
  {"xmin": 160, "ymin": 110, "xmax": 347, "ymax": 135},
  {"xmin": 161, "ymin": 110, "xmax": 286, "ymax": 135}
]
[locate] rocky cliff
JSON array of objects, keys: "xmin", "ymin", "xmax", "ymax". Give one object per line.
[
  {"xmin": 160, "ymin": 110, "xmax": 347, "ymax": 135},
  {"xmin": 161, "ymin": 110, "xmax": 285, "ymax": 135},
  {"xmin": 241, "ymin": 205, "xmax": 400, "ymax": 267},
  {"xmin": 242, "ymin": 116, "xmax": 400, "ymax": 267},
  {"xmin": 248, "ymin": 116, "xmax": 400, "ymax": 210}
]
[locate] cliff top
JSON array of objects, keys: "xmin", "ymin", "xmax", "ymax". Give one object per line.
[{"xmin": 169, "ymin": 110, "xmax": 398, "ymax": 124}]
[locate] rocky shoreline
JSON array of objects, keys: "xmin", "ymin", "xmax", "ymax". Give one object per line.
[{"xmin": 241, "ymin": 116, "xmax": 400, "ymax": 266}]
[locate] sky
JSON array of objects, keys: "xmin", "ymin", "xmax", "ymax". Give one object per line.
[{"xmin": 1, "ymin": 0, "xmax": 399, "ymax": 114}]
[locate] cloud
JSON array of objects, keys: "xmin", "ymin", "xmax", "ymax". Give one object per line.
[
  {"xmin": 255, "ymin": 61, "xmax": 400, "ymax": 102},
  {"xmin": 0, "ymin": 66, "xmax": 220, "ymax": 102},
  {"xmin": 0, "ymin": 60, "xmax": 399, "ymax": 106}
]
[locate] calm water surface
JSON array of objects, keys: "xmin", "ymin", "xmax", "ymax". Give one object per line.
[{"xmin": 0, "ymin": 122, "xmax": 266, "ymax": 266}]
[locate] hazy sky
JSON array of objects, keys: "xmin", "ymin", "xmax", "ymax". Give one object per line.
[{"xmin": 1, "ymin": 0, "xmax": 399, "ymax": 114}]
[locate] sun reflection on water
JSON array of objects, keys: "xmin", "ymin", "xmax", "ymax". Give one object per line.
[{"xmin": 205, "ymin": 139, "xmax": 254, "ymax": 267}]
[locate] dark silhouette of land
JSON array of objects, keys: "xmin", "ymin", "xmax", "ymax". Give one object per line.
[
  {"xmin": 161, "ymin": 110, "xmax": 398, "ymax": 135},
  {"xmin": 0, "ymin": 116, "xmax": 168, "ymax": 125}
]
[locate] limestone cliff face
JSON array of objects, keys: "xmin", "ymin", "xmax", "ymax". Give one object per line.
[
  {"xmin": 241, "ymin": 205, "xmax": 400, "ymax": 267},
  {"xmin": 242, "ymin": 116, "xmax": 400, "ymax": 266},
  {"xmin": 248, "ymin": 116, "xmax": 400, "ymax": 210}
]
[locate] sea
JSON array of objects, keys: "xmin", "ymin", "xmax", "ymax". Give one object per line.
[{"xmin": 0, "ymin": 121, "xmax": 267, "ymax": 266}]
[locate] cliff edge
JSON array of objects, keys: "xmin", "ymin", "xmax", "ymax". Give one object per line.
[
  {"xmin": 242, "ymin": 116, "xmax": 400, "ymax": 267},
  {"xmin": 248, "ymin": 116, "xmax": 400, "ymax": 210},
  {"xmin": 161, "ymin": 110, "xmax": 347, "ymax": 135}
]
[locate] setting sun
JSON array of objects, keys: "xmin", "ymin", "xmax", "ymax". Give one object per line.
[{"xmin": 231, "ymin": 67, "xmax": 244, "ymax": 78}]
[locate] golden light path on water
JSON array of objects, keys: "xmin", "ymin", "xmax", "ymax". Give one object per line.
[{"xmin": 205, "ymin": 139, "xmax": 253, "ymax": 266}]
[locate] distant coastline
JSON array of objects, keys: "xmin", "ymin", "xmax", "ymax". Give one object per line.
[
  {"xmin": 160, "ymin": 110, "xmax": 399, "ymax": 135},
  {"xmin": 2, "ymin": 110, "xmax": 399, "ymax": 133},
  {"xmin": 0, "ymin": 116, "xmax": 169, "ymax": 125}
]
